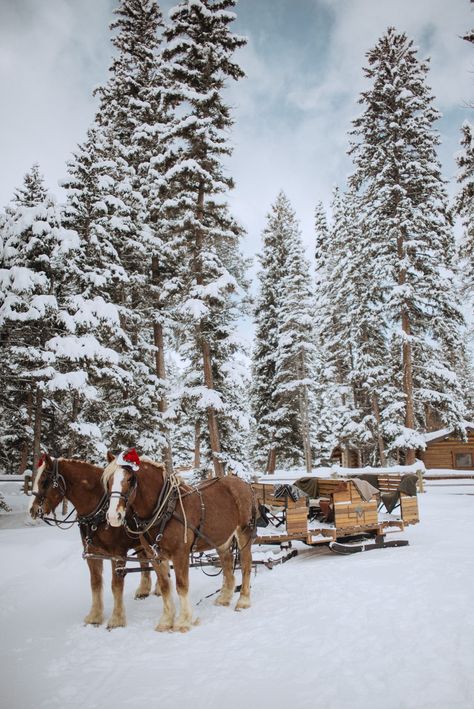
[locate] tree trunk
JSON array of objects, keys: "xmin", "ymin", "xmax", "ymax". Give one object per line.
[
  {"xmin": 67, "ymin": 392, "xmax": 79, "ymax": 459},
  {"xmin": 266, "ymin": 447, "xmax": 276, "ymax": 474},
  {"xmin": 153, "ymin": 319, "xmax": 174, "ymax": 476},
  {"xmin": 151, "ymin": 256, "xmax": 174, "ymax": 476},
  {"xmin": 194, "ymin": 421, "xmax": 201, "ymax": 469},
  {"xmin": 371, "ymin": 393, "xmax": 387, "ymax": 466},
  {"xmin": 201, "ymin": 337, "xmax": 223, "ymax": 477},
  {"xmin": 32, "ymin": 387, "xmax": 43, "ymax": 484},
  {"xmin": 298, "ymin": 356, "xmax": 312, "ymax": 473},
  {"xmin": 398, "ymin": 233, "xmax": 416, "ymax": 465},
  {"xmin": 18, "ymin": 388, "xmax": 33, "ymax": 475},
  {"xmin": 195, "ymin": 183, "xmax": 223, "ymax": 477}
]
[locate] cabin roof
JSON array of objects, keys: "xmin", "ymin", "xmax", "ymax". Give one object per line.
[{"xmin": 423, "ymin": 422, "xmax": 474, "ymax": 445}]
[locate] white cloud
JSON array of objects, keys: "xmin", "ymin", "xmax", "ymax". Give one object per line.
[{"xmin": 0, "ymin": 0, "xmax": 472, "ymax": 260}]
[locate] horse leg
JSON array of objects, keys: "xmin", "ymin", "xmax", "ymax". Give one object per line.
[
  {"xmin": 235, "ymin": 528, "xmax": 252, "ymax": 611},
  {"xmin": 215, "ymin": 539, "xmax": 236, "ymax": 607},
  {"xmin": 154, "ymin": 560, "xmax": 169, "ymax": 597},
  {"xmin": 106, "ymin": 560, "xmax": 126, "ymax": 629},
  {"xmin": 172, "ymin": 552, "xmax": 194, "ymax": 633},
  {"xmin": 154, "ymin": 560, "xmax": 175, "ymax": 632},
  {"xmin": 84, "ymin": 558, "xmax": 104, "ymax": 625},
  {"xmin": 134, "ymin": 560, "xmax": 152, "ymax": 600}
]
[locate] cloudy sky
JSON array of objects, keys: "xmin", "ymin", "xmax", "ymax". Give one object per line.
[{"xmin": 0, "ymin": 0, "xmax": 473, "ymax": 261}]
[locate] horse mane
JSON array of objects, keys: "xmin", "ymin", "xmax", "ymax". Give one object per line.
[
  {"xmin": 59, "ymin": 458, "xmax": 103, "ymax": 474},
  {"xmin": 101, "ymin": 456, "xmax": 166, "ymax": 490}
]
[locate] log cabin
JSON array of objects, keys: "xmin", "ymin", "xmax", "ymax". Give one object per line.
[{"xmin": 417, "ymin": 423, "xmax": 474, "ymax": 471}]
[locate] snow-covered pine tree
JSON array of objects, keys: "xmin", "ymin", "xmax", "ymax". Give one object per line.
[
  {"xmin": 454, "ymin": 14, "xmax": 474, "ymax": 418},
  {"xmin": 56, "ymin": 128, "xmax": 135, "ymax": 461},
  {"xmin": 310, "ymin": 201, "xmax": 337, "ymax": 464},
  {"xmin": 312, "ymin": 189, "xmax": 365, "ymax": 467},
  {"xmin": 252, "ymin": 192, "xmax": 317, "ymax": 472},
  {"xmin": 0, "ymin": 165, "xmax": 75, "ymax": 474},
  {"xmin": 161, "ymin": 0, "xmax": 248, "ymax": 476},
  {"xmin": 68, "ymin": 0, "xmax": 174, "ymax": 460},
  {"xmin": 324, "ymin": 191, "xmax": 394, "ymax": 463},
  {"xmin": 349, "ymin": 28, "xmax": 466, "ymax": 463}
]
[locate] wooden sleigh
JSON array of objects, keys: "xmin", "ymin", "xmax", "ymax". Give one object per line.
[{"xmin": 253, "ymin": 473, "xmax": 420, "ymax": 555}]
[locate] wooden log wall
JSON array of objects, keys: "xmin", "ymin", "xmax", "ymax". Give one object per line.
[{"xmin": 420, "ymin": 430, "xmax": 474, "ymax": 470}]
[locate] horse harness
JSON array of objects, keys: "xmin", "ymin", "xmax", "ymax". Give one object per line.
[
  {"xmin": 127, "ymin": 475, "xmax": 222, "ymax": 558},
  {"xmin": 33, "ymin": 457, "xmax": 110, "ymax": 546}
]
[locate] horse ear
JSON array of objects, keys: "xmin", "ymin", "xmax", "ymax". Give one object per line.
[
  {"xmin": 40, "ymin": 452, "xmax": 53, "ymax": 469},
  {"xmin": 107, "ymin": 451, "xmax": 116, "ymax": 463}
]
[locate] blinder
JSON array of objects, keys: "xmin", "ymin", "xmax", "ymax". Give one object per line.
[{"xmin": 32, "ymin": 457, "xmax": 67, "ymax": 517}]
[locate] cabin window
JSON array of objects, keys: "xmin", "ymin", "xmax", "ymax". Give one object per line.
[{"xmin": 454, "ymin": 452, "xmax": 473, "ymax": 469}]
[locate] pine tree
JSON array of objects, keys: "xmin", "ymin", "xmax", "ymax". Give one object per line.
[
  {"xmin": 252, "ymin": 192, "xmax": 317, "ymax": 472},
  {"xmin": 349, "ymin": 28, "xmax": 466, "ymax": 462},
  {"xmin": 455, "ymin": 12, "xmax": 474, "ymax": 419},
  {"xmin": 161, "ymin": 0, "xmax": 248, "ymax": 475},
  {"xmin": 0, "ymin": 165, "xmax": 75, "ymax": 473},
  {"xmin": 56, "ymin": 128, "xmax": 134, "ymax": 461},
  {"xmin": 59, "ymin": 0, "xmax": 177, "ymax": 461}
]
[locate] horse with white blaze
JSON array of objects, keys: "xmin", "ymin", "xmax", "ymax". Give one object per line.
[{"xmin": 103, "ymin": 449, "xmax": 257, "ymax": 633}]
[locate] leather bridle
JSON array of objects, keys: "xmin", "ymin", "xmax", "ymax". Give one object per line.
[
  {"xmin": 108, "ymin": 467, "xmax": 138, "ymax": 518},
  {"xmin": 32, "ymin": 457, "xmax": 67, "ymax": 518}
]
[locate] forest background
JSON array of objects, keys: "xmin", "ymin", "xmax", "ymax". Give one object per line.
[{"xmin": 0, "ymin": 0, "xmax": 473, "ymax": 484}]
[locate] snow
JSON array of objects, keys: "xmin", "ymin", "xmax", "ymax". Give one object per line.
[
  {"xmin": 1, "ymin": 481, "xmax": 474, "ymax": 709},
  {"xmin": 423, "ymin": 422, "xmax": 474, "ymax": 443},
  {"xmin": 259, "ymin": 462, "xmax": 425, "ymax": 485}
]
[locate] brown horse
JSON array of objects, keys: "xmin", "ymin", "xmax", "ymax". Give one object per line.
[
  {"xmin": 28, "ymin": 454, "xmax": 164, "ymax": 629},
  {"xmin": 103, "ymin": 453, "xmax": 256, "ymax": 632}
]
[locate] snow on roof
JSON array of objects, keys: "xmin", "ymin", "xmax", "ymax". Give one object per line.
[{"xmin": 424, "ymin": 422, "xmax": 474, "ymax": 444}]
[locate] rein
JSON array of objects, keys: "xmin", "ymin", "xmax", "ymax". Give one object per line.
[{"xmin": 125, "ymin": 470, "xmax": 184, "ymax": 538}]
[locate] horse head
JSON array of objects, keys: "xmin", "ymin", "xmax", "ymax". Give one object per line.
[
  {"xmin": 103, "ymin": 449, "xmax": 140, "ymax": 527},
  {"xmin": 28, "ymin": 453, "xmax": 67, "ymax": 519}
]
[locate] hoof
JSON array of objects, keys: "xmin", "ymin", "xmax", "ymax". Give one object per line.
[
  {"xmin": 106, "ymin": 617, "xmax": 126, "ymax": 630},
  {"xmin": 84, "ymin": 614, "xmax": 103, "ymax": 626},
  {"xmin": 156, "ymin": 621, "xmax": 174, "ymax": 632},
  {"xmin": 134, "ymin": 592, "xmax": 149, "ymax": 600},
  {"xmin": 235, "ymin": 596, "xmax": 251, "ymax": 611},
  {"xmin": 214, "ymin": 596, "xmax": 231, "ymax": 607},
  {"xmin": 173, "ymin": 623, "xmax": 191, "ymax": 633}
]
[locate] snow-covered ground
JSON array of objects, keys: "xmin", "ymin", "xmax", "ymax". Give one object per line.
[{"xmin": 1, "ymin": 480, "xmax": 474, "ymax": 709}]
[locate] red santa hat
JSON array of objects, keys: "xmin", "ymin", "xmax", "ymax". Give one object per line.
[{"xmin": 116, "ymin": 448, "xmax": 140, "ymax": 472}]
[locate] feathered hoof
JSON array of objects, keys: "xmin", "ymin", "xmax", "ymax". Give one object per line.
[
  {"xmin": 106, "ymin": 617, "xmax": 126, "ymax": 630},
  {"xmin": 235, "ymin": 596, "xmax": 251, "ymax": 611},
  {"xmin": 156, "ymin": 620, "xmax": 174, "ymax": 632},
  {"xmin": 84, "ymin": 613, "xmax": 103, "ymax": 626},
  {"xmin": 172, "ymin": 621, "xmax": 191, "ymax": 633},
  {"xmin": 214, "ymin": 595, "xmax": 231, "ymax": 607}
]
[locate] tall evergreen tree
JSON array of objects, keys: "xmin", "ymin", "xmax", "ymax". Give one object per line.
[
  {"xmin": 0, "ymin": 165, "xmax": 75, "ymax": 473},
  {"xmin": 455, "ymin": 10, "xmax": 474, "ymax": 418},
  {"xmin": 349, "ymin": 28, "xmax": 466, "ymax": 462},
  {"xmin": 161, "ymin": 0, "xmax": 248, "ymax": 475},
  {"xmin": 252, "ymin": 192, "xmax": 316, "ymax": 472},
  {"xmin": 57, "ymin": 128, "xmax": 134, "ymax": 460},
  {"xmin": 60, "ymin": 0, "xmax": 176, "ymax": 460}
]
